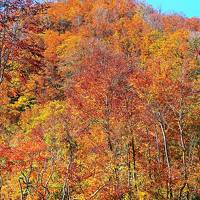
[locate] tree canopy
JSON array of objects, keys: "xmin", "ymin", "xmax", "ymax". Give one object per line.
[{"xmin": 0, "ymin": 0, "xmax": 200, "ymax": 199}]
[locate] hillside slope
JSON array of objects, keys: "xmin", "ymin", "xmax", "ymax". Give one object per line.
[{"xmin": 0, "ymin": 0, "xmax": 200, "ymax": 199}]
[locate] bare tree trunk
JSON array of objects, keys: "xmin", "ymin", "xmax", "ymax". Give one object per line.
[
  {"xmin": 62, "ymin": 181, "xmax": 71, "ymax": 200},
  {"xmin": 159, "ymin": 122, "xmax": 173, "ymax": 199},
  {"xmin": 18, "ymin": 178, "xmax": 24, "ymax": 200},
  {"xmin": 155, "ymin": 127, "xmax": 161, "ymax": 164},
  {"xmin": 103, "ymin": 93, "xmax": 121, "ymax": 195},
  {"xmin": 127, "ymin": 146, "xmax": 133, "ymax": 200},
  {"xmin": 130, "ymin": 136, "xmax": 137, "ymax": 192},
  {"xmin": 146, "ymin": 128, "xmax": 152, "ymax": 179},
  {"xmin": 177, "ymin": 111, "xmax": 189, "ymax": 200},
  {"xmin": 62, "ymin": 125, "xmax": 77, "ymax": 200}
]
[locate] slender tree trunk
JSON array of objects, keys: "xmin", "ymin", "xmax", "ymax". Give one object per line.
[
  {"xmin": 62, "ymin": 126, "xmax": 77, "ymax": 200},
  {"xmin": 104, "ymin": 93, "xmax": 120, "ymax": 194},
  {"xmin": 177, "ymin": 112, "xmax": 189, "ymax": 200},
  {"xmin": 159, "ymin": 122, "xmax": 173, "ymax": 199},
  {"xmin": 127, "ymin": 145, "xmax": 133, "ymax": 200},
  {"xmin": 19, "ymin": 178, "xmax": 25, "ymax": 200},
  {"xmin": 130, "ymin": 137, "xmax": 137, "ymax": 192},
  {"xmin": 146, "ymin": 128, "xmax": 152, "ymax": 179},
  {"xmin": 155, "ymin": 128, "xmax": 161, "ymax": 164}
]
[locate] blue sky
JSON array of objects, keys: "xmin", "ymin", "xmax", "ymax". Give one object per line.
[{"xmin": 144, "ymin": 0, "xmax": 200, "ymax": 18}]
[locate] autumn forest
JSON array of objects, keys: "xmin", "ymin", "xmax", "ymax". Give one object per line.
[{"xmin": 0, "ymin": 0, "xmax": 200, "ymax": 199}]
